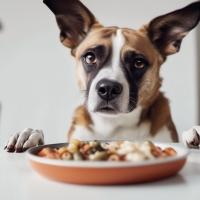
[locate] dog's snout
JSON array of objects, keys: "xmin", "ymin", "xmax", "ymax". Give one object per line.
[{"xmin": 96, "ymin": 79, "xmax": 122, "ymax": 101}]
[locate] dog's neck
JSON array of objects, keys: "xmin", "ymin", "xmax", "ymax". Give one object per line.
[
  {"xmin": 69, "ymin": 102, "xmax": 174, "ymax": 142},
  {"xmin": 90, "ymin": 106, "xmax": 143, "ymax": 136}
]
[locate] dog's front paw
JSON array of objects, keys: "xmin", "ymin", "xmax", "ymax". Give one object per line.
[
  {"xmin": 182, "ymin": 126, "xmax": 200, "ymax": 148},
  {"xmin": 4, "ymin": 128, "xmax": 44, "ymax": 152}
]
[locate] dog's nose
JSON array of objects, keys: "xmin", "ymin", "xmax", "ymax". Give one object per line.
[{"xmin": 96, "ymin": 79, "xmax": 122, "ymax": 101}]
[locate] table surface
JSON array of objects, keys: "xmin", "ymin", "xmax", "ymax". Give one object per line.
[{"xmin": 0, "ymin": 144, "xmax": 200, "ymax": 200}]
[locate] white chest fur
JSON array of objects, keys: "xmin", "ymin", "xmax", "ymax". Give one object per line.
[{"xmin": 70, "ymin": 106, "xmax": 173, "ymax": 142}]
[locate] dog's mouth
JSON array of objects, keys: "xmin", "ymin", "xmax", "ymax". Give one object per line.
[
  {"xmin": 94, "ymin": 103, "xmax": 121, "ymax": 116},
  {"xmin": 99, "ymin": 106, "xmax": 116, "ymax": 112}
]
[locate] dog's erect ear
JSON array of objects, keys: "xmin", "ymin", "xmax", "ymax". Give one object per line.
[
  {"xmin": 43, "ymin": 0, "xmax": 100, "ymax": 49},
  {"xmin": 147, "ymin": 1, "xmax": 200, "ymax": 56}
]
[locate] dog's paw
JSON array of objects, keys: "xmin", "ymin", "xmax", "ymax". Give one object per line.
[
  {"xmin": 182, "ymin": 126, "xmax": 200, "ymax": 148},
  {"xmin": 4, "ymin": 128, "xmax": 44, "ymax": 152}
]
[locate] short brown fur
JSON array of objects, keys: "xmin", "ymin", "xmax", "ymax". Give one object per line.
[{"xmin": 67, "ymin": 106, "xmax": 93, "ymax": 141}]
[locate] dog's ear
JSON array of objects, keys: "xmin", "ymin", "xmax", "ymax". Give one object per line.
[
  {"xmin": 43, "ymin": 0, "xmax": 100, "ymax": 49},
  {"xmin": 147, "ymin": 1, "xmax": 200, "ymax": 56}
]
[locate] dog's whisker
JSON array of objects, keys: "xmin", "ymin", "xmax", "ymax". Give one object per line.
[{"xmin": 75, "ymin": 90, "xmax": 88, "ymax": 105}]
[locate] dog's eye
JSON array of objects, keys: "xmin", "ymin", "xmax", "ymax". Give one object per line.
[
  {"xmin": 85, "ymin": 53, "xmax": 96, "ymax": 65},
  {"xmin": 134, "ymin": 59, "xmax": 145, "ymax": 69}
]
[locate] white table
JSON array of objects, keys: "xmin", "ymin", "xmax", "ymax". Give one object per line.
[{"xmin": 0, "ymin": 144, "xmax": 200, "ymax": 200}]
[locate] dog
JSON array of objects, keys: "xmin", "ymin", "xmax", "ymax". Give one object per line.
[{"xmin": 4, "ymin": 0, "xmax": 200, "ymax": 152}]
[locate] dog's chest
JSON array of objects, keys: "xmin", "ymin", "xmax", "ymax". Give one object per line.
[
  {"xmin": 70, "ymin": 106, "xmax": 173, "ymax": 142},
  {"xmin": 90, "ymin": 106, "xmax": 145, "ymax": 139}
]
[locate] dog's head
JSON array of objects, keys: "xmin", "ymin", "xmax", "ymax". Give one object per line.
[{"xmin": 44, "ymin": 0, "xmax": 200, "ymax": 116}]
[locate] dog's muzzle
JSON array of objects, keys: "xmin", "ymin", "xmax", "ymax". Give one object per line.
[{"xmin": 93, "ymin": 79, "xmax": 123, "ymax": 114}]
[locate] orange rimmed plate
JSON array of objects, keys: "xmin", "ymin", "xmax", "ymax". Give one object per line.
[{"xmin": 26, "ymin": 142, "xmax": 189, "ymax": 185}]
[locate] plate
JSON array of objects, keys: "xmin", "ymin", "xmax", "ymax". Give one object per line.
[{"xmin": 26, "ymin": 142, "xmax": 189, "ymax": 185}]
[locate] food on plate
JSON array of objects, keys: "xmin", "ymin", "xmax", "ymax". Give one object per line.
[{"xmin": 37, "ymin": 140, "xmax": 177, "ymax": 161}]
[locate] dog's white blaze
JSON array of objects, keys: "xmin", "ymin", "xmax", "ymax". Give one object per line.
[
  {"xmin": 87, "ymin": 29, "xmax": 129, "ymax": 113},
  {"xmin": 112, "ymin": 29, "xmax": 124, "ymax": 71},
  {"xmin": 111, "ymin": 29, "xmax": 129, "ymax": 112}
]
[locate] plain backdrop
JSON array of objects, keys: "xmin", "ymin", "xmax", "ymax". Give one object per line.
[{"xmin": 0, "ymin": 0, "xmax": 199, "ymax": 145}]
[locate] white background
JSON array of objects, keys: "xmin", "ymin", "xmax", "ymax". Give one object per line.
[{"xmin": 0, "ymin": 0, "xmax": 199, "ymax": 145}]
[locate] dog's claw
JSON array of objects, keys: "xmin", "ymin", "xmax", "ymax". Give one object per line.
[
  {"xmin": 15, "ymin": 148, "xmax": 23, "ymax": 153},
  {"xmin": 6, "ymin": 145, "xmax": 15, "ymax": 152},
  {"xmin": 15, "ymin": 145, "xmax": 24, "ymax": 153}
]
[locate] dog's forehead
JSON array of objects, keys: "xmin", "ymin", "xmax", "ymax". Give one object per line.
[
  {"xmin": 75, "ymin": 27, "xmax": 117, "ymax": 58},
  {"xmin": 122, "ymin": 28, "xmax": 157, "ymax": 62},
  {"xmin": 76, "ymin": 27, "xmax": 157, "ymax": 62}
]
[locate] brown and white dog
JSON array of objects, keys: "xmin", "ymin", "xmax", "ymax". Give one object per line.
[{"xmin": 4, "ymin": 0, "xmax": 200, "ymax": 152}]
